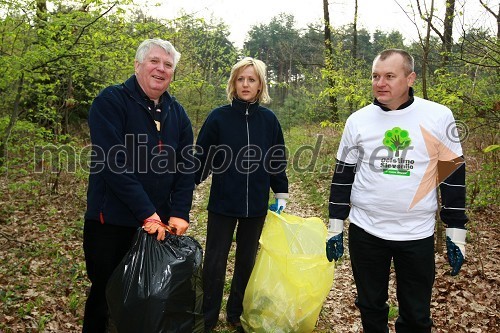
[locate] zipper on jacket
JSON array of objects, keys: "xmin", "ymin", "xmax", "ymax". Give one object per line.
[
  {"xmin": 157, "ymin": 104, "xmax": 174, "ymax": 152},
  {"xmin": 245, "ymin": 103, "xmax": 250, "ymax": 217},
  {"xmin": 134, "ymin": 98, "xmax": 169, "ymax": 153}
]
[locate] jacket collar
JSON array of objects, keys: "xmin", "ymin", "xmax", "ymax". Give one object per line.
[
  {"xmin": 231, "ymin": 97, "xmax": 260, "ymax": 115},
  {"xmin": 374, "ymin": 87, "xmax": 415, "ymax": 111}
]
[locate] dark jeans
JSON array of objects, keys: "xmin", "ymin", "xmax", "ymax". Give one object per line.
[
  {"xmin": 82, "ymin": 220, "xmax": 137, "ymax": 333},
  {"xmin": 202, "ymin": 212, "xmax": 266, "ymax": 330},
  {"xmin": 349, "ymin": 223, "xmax": 435, "ymax": 333}
]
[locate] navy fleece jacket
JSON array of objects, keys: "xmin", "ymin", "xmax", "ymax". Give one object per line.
[
  {"xmin": 85, "ymin": 75, "xmax": 195, "ymax": 227},
  {"xmin": 195, "ymin": 98, "xmax": 288, "ymax": 217}
]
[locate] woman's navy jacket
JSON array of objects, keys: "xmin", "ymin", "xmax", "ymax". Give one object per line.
[
  {"xmin": 85, "ymin": 75, "xmax": 195, "ymax": 227},
  {"xmin": 195, "ymin": 98, "xmax": 288, "ymax": 218}
]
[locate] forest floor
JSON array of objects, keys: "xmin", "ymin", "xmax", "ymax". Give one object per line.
[{"xmin": 0, "ymin": 159, "xmax": 499, "ymax": 332}]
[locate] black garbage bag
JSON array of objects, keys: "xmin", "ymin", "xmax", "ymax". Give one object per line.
[{"xmin": 106, "ymin": 228, "xmax": 204, "ymax": 333}]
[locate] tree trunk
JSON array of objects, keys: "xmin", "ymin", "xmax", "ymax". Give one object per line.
[
  {"xmin": 0, "ymin": 74, "xmax": 25, "ymax": 167},
  {"xmin": 62, "ymin": 75, "xmax": 74, "ymax": 136},
  {"xmin": 437, "ymin": 0, "xmax": 457, "ymax": 253},
  {"xmin": 442, "ymin": 0, "xmax": 455, "ymax": 67},
  {"xmin": 417, "ymin": 0, "xmax": 444, "ymax": 253},
  {"xmin": 349, "ymin": 0, "xmax": 359, "ymax": 113},
  {"xmin": 352, "ymin": 0, "xmax": 358, "ymax": 59},
  {"xmin": 323, "ymin": 0, "xmax": 332, "ymax": 57},
  {"xmin": 323, "ymin": 0, "xmax": 338, "ymax": 122},
  {"xmin": 420, "ymin": 0, "xmax": 435, "ymax": 101}
]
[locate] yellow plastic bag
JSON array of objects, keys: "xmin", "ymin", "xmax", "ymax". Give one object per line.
[{"xmin": 241, "ymin": 211, "xmax": 335, "ymax": 333}]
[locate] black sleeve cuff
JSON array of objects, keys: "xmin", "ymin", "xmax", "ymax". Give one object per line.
[{"xmin": 329, "ymin": 160, "xmax": 356, "ymax": 220}]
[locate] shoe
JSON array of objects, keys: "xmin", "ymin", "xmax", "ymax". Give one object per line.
[{"xmin": 227, "ymin": 320, "xmax": 245, "ymax": 333}]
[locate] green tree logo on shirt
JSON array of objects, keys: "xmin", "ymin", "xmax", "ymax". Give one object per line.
[{"xmin": 383, "ymin": 127, "xmax": 411, "ymax": 157}]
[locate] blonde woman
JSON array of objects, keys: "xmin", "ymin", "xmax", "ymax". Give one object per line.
[{"xmin": 195, "ymin": 57, "xmax": 289, "ymax": 332}]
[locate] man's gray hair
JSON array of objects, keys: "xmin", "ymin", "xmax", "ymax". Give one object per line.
[{"xmin": 135, "ymin": 38, "xmax": 181, "ymax": 69}]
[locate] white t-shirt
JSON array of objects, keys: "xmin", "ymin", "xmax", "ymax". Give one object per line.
[{"xmin": 337, "ymin": 97, "xmax": 463, "ymax": 241}]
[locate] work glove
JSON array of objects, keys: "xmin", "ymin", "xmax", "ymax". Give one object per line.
[
  {"xmin": 143, "ymin": 213, "xmax": 171, "ymax": 241},
  {"xmin": 269, "ymin": 198, "xmax": 287, "ymax": 214},
  {"xmin": 326, "ymin": 219, "xmax": 344, "ymax": 262},
  {"xmin": 446, "ymin": 228, "xmax": 466, "ymax": 276},
  {"xmin": 168, "ymin": 216, "xmax": 189, "ymax": 235}
]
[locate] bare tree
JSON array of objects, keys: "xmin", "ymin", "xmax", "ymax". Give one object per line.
[
  {"xmin": 418, "ymin": 0, "xmax": 459, "ymax": 254},
  {"xmin": 416, "ymin": 0, "xmax": 437, "ymax": 100},
  {"xmin": 456, "ymin": 1, "xmax": 500, "ymax": 70},
  {"xmin": 479, "ymin": 0, "xmax": 499, "ymax": 40}
]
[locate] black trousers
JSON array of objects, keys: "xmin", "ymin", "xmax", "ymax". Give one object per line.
[
  {"xmin": 202, "ymin": 212, "xmax": 266, "ymax": 330},
  {"xmin": 349, "ymin": 223, "xmax": 435, "ymax": 333},
  {"xmin": 82, "ymin": 220, "xmax": 137, "ymax": 333}
]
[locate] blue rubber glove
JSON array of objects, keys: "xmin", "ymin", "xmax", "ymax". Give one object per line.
[
  {"xmin": 269, "ymin": 198, "xmax": 286, "ymax": 214},
  {"xmin": 446, "ymin": 228, "xmax": 466, "ymax": 276},
  {"xmin": 326, "ymin": 219, "xmax": 344, "ymax": 262}
]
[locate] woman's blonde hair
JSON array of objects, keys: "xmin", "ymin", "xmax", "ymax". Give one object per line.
[{"xmin": 226, "ymin": 57, "xmax": 271, "ymax": 104}]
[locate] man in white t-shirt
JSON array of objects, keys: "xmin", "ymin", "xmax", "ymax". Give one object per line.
[{"xmin": 326, "ymin": 49, "xmax": 468, "ymax": 333}]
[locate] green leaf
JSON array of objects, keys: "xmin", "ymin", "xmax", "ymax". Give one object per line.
[{"xmin": 483, "ymin": 145, "xmax": 499, "ymax": 153}]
